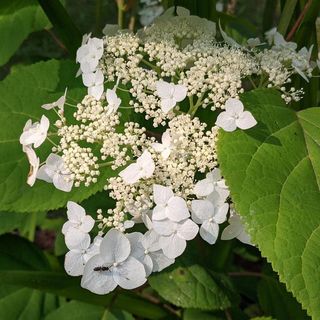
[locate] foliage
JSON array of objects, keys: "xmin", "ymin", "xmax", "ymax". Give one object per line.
[{"xmin": 0, "ymin": 0, "xmax": 319, "ymax": 319}]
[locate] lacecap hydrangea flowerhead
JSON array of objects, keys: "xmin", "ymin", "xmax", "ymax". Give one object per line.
[{"xmin": 19, "ymin": 7, "xmax": 319, "ymax": 295}]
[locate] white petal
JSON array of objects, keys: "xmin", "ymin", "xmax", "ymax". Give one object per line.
[
  {"xmin": 215, "ymin": 112, "xmax": 237, "ymax": 132},
  {"xmin": 155, "ymin": 80, "xmax": 172, "ymax": 98},
  {"xmin": 225, "ymin": 98, "xmax": 244, "ymax": 115},
  {"xmin": 141, "ymin": 254, "xmax": 154, "ymax": 276},
  {"xmin": 152, "ymin": 205, "xmax": 167, "ymax": 221},
  {"xmin": 126, "ymin": 232, "xmax": 144, "ymax": 259},
  {"xmin": 67, "ymin": 201, "xmax": 86, "ymax": 222},
  {"xmin": 167, "ymin": 196, "xmax": 190, "ymax": 222},
  {"xmin": 161, "ymin": 131, "xmax": 171, "ymax": 146},
  {"xmin": 65, "ymin": 227, "xmax": 88, "ymax": 248},
  {"xmin": 152, "ymin": 142, "xmax": 164, "ymax": 153},
  {"xmin": 46, "ymin": 153, "xmax": 62, "ymax": 166},
  {"xmin": 80, "ymin": 215, "xmax": 95, "ymax": 233},
  {"xmin": 191, "ymin": 199, "xmax": 214, "ymax": 223},
  {"xmin": 213, "ymin": 203, "xmax": 229, "ymax": 224},
  {"xmin": 161, "ymin": 98, "xmax": 176, "ymax": 113},
  {"xmin": 207, "ymin": 168, "xmax": 221, "ymax": 182},
  {"xmin": 153, "ymin": 184, "xmax": 174, "ymax": 205},
  {"xmin": 65, "ymin": 250, "xmax": 86, "ymax": 276},
  {"xmin": 52, "ymin": 174, "xmax": 73, "ymax": 192},
  {"xmin": 100, "ymin": 229, "xmax": 131, "ymax": 264},
  {"xmin": 113, "ymin": 257, "xmax": 146, "ymax": 289},
  {"xmin": 237, "ymin": 231, "xmax": 252, "ymax": 245},
  {"xmin": 119, "ymin": 163, "xmax": 141, "ymax": 184},
  {"xmin": 173, "ymin": 85, "xmax": 187, "ymax": 102},
  {"xmin": 81, "ymin": 255, "xmax": 117, "ymax": 295},
  {"xmin": 161, "ymin": 234, "xmax": 186, "ymax": 259},
  {"xmin": 221, "ymin": 223, "xmax": 241, "ymax": 240},
  {"xmin": 138, "ymin": 151, "xmax": 155, "ymax": 178},
  {"xmin": 143, "ymin": 230, "xmax": 161, "ymax": 252},
  {"xmin": 177, "ymin": 219, "xmax": 199, "ymax": 240},
  {"xmin": 149, "ymin": 250, "xmax": 174, "ymax": 272},
  {"xmin": 66, "ymin": 232, "xmax": 91, "ymax": 251},
  {"xmin": 152, "ymin": 219, "xmax": 175, "ymax": 236},
  {"xmin": 236, "ymin": 111, "xmax": 257, "ymax": 130},
  {"xmin": 200, "ymin": 221, "xmax": 219, "ymax": 244},
  {"xmin": 62, "ymin": 221, "xmax": 72, "ymax": 235},
  {"xmin": 88, "ymin": 84, "xmax": 104, "ymax": 100},
  {"xmin": 194, "ymin": 178, "xmax": 214, "ymax": 197}
]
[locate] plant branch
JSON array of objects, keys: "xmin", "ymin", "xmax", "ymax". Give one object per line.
[{"xmin": 286, "ymin": 0, "xmax": 313, "ymax": 41}]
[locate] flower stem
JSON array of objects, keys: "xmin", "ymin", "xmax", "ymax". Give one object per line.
[
  {"xmin": 27, "ymin": 212, "xmax": 37, "ymax": 242},
  {"xmin": 117, "ymin": 0, "xmax": 125, "ymax": 29}
]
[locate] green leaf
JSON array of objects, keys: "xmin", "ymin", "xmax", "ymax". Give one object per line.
[
  {"xmin": 0, "ymin": 0, "xmax": 49, "ymax": 66},
  {"xmin": 0, "ymin": 59, "xmax": 115, "ymax": 213},
  {"xmin": 183, "ymin": 309, "xmax": 222, "ymax": 320},
  {"xmin": 277, "ymin": 0, "xmax": 298, "ymax": 35},
  {"xmin": 258, "ymin": 277, "xmax": 310, "ymax": 320},
  {"xmin": 217, "ymin": 89, "xmax": 320, "ymax": 318},
  {"xmin": 149, "ymin": 256, "xmax": 235, "ymax": 310},
  {"xmin": 0, "ymin": 211, "xmax": 26, "ymax": 234}
]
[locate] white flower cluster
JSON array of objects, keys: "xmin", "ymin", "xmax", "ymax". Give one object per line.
[{"xmin": 19, "ymin": 7, "xmax": 318, "ymax": 295}]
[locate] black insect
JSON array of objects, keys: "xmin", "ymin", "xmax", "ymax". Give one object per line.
[{"xmin": 93, "ymin": 266, "xmax": 110, "ymax": 272}]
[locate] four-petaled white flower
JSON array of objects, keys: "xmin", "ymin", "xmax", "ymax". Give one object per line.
[
  {"xmin": 82, "ymin": 69, "xmax": 104, "ymax": 100},
  {"xmin": 152, "ymin": 130, "xmax": 172, "ymax": 159},
  {"xmin": 215, "ymin": 98, "xmax": 257, "ymax": 132},
  {"xmin": 194, "ymin": 168, "xmax": 229, "ymax": 201},
  {"xmin": 62, "ymin": 201, "xmax": 95, "ymax": 248},
  {"xmin": 76, "ymin": 37, "xmax": 104, "ymax": 74},
  {"xmin": 152, "ymin": 184, "xmax": 189, "ymax": 222},
  {"xmin": 191, "ymin": 200, "xmax": 229, "ymax": 244},
  {"xmin": 65, "ymin": 235, "xmax": 102, "ymax": 276},
  {"xmin": 81, "ymin": 229, "xmax": 147, "ymax": 295},
  {"xmin": 119, "ymin": 150, "xmax": 155, "ymax": 184},
  {"xmin": 106, "ymin": 89, "xmax": 121, "ymax": 115},
  {"xmin": 20, "ymin": 115, "xmax": 50, "ymax": 148},
  {"xmin": 155, "ymin": 80, "xmax": 187, "ymax": 113},
  {"xmin": 23, "ymin": 145, "xmax": 40, "ymax": 187},
  {"xmin": 153, "ymin": 218, "xmax": 199, "ymax": 258},
  {"xmin": 41, "ymin": 88, "xmax": 67, "ymax": 110},
  {"xmin": 127, "ymin": 231, "xmax": 174, "ymax": 276},
  {"xmin": 221, "ymin": 211, "xmax": 252, "ymax": 245},
  {"xmin": 37, "ymin": 153, "xmax": 74, "ymax": 192}
]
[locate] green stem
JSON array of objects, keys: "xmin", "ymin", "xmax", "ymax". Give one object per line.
[
  {"xmin": 141, "ymin": 58, "xmax": 161, "ymax": 73},
  {"xmin": 98, "ymin": 161, "xmax": 114, "ymax": 168},
  {"xmin": 27, "ymin": 212, "xmax": 37, "ymax": 242},
  {"xmin": 117, "ymin": 0, "xmax": 125, "ymax": 29},
  {"xmin": 37, "ymin": 0, "xmax": 82, "ymax": 57},
  {"xmin": 188, "ymin": 94, "xmax": 204, "ymax": 117},
  {"xmin": 278, "ymin": 0, "xmax": 298, "ymax": 35}
]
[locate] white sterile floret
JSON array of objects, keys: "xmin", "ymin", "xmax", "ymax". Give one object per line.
[
  {"xmin": 64, "ymin": 234, "xmax": 102, "ymax": 276},
  {"xmin": 41, "ymin": 88, "xmax": 67, "ymax": 110},
  {"xmin": 62, "ymin": 201, "xmax": 95, "ymax": 247},
  {"xmin": 81, "ymin": 229, "xmax": 147, "ymax": 294},
  {"xmin": 119, "ymin": 150, "xmax": 155, "ymax": 184},
  {"xmin": 127, "ymin": 230, "xmax": 174, "ymax": 276},
  {"xmin": 152, "ymin": 184, "xmax": 189, "ymax": 222},
  {"xmin": 19, "ymin": 115, "xmax": 50, "ymax": 148},
  {"xmin": 82, "ymin": 69, "xmax": 104, "ymax": 100},
  {"xmin": 76, "ymin": 37, "xmax": 104, "ymax": 74},
  {"xmin": 152, "ymin": 130, "xmax": 172, "ymax": 159},
  {"xmin": 37, "ymin": 153, "xmax": 74, "ymax": 192},
  {"xmin": 221, "ymin": 211, "xmax": 252, "ymax": 245},
  {"xmin": 22, "ymin": 145, "xmax": 40, "ymax": 186},
  {"xmin": 106, "ymin": 89, "xmax": 121, "ymax": 115},
  {"xmin": 153, "ymin": 218, "xmax": 199, "ymax": 258},
  {"xmin": 215, "ymin": 98, "xmax": 257, "ymax": 132},
  {"xmin": 291, "ymin": 45, "xmax": 313, "ymax": 82},
  {"xmin": 247, "ymin": 37, "xmax": 261, "ymax": 47},
  {"xmin": 194, "ymin": 168, "xmax": 230, "ymax": 200},
  {"xmin": 191, "ymin": 200, "xmax": 229, "ymax": 244},
  {"xmin": 155, "ymin": 80, "xmax": 187, "ymax": 113}
]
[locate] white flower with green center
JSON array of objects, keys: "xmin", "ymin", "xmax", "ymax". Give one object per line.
[
  {"xmin": 215, "ymin": 98, "xmax": 257, "ymax": 132},
  {"xmin": 152, "ymin": 184, "xmax": 189, "ymax": 222},
  {"xmin": 155, "ymin": 80, "xmax": 187, "ymax": 113},
  {"xmin": 119, "ymin": 150, "xmax": 155, "ymax": 184},
  {"xmin": 127, "ymin": 230, "xmax": 174, "ymax": 276},
  {"xmin": 19, "ymin": 115, "xmax": 50, "ymax": 148},
  {"xmin": 81, "ymin": 229, "xmax": 147, "ymax": 294},
  {"xmin": 82, "ymin": 69, "xmax": 104, "ymax": 100},
  {"xmin": 152, "ymin": 130, "xmax": 172, "ymax": 159},
  {"xmin": 37, "ymin": 153, "xmax": 74, "ymax": 192},
  {"xmin": 153, "ymin": 218, "xmax": 198, "ymax": 258},
  {"xmin": 64, "ymin": 235, "xmax": 102, "ymax": 276},
  {"xmin": 191, "ymin": 199, "xmax": 229, "ymax": 244},
  {"xmin": 62, "ymin": 201, "xmax": 95, "ymax": 248}
]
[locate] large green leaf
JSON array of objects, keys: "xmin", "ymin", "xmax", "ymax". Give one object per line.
[
  {"xmin": 149, "ymin": 256, "xmax": 236, "ymax": 310},
  {"xmin": 45, "ymin": 301, "xmax": 134, "ymax": 320},
  {"xmin": 0, "ymin": 0, "xmax": 49, "ymax": 66},
  {"xmin": 0, "ymin": 59, "xmax": 114, "ymax": 213},
  {"xmin": 217, "ymin": 89, "xmax": 320, "ymax": 318}
]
